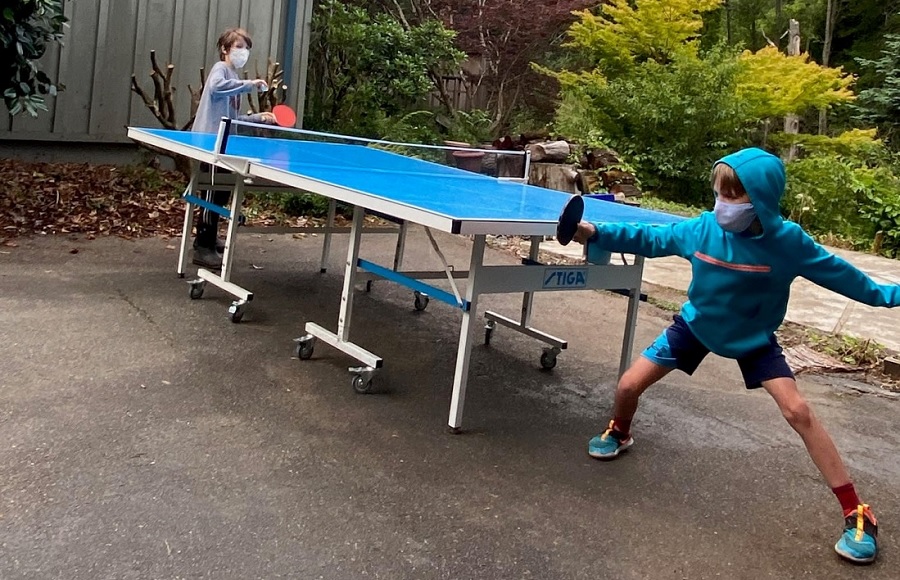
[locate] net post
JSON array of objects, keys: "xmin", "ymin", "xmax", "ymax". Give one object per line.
[
  {"xmin": 214, "ymin": 117, "xmax": 232, "ymax": 156},
  {"xmin": 523, "ymin": 149, "xmax": 532, "ymax": 184}
]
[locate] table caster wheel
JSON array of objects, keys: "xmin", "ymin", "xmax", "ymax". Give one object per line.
[
  {"xmin": 540, "ymin": 349, "xmax": 558, "ymax": 370},
  {"xmin": 414, "ymin": 291, "xmax": 429, "ymax": 312},
  {"xmin": 448, "ymin": 426, "xmax": 463, "ymax": 435},
  {"xmin": 294, "ymin": 335, "xmax": 315, "ymax": 360},
  {"xmin": 484, "ymin": 319, "xmax": 496, "ymax": 345},
  {"xmin": 365, "ymin": 280, "xmax": 373, "ymax": 292},
  {"xmin": 189, "ymin": 281, "xmax": 205, "ymax": 300},
  {"xmin": 352, "ymin": 374, "xmax": 373, "ymax": 394},
  {"xmin": 228, "ymin": 301, "xmax": 246, "ymax": 323}
]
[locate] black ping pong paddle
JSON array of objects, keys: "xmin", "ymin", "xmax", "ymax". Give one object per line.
[{"xmin": 556, "ymin": 195, "xmax": 584, "ymax": 246}]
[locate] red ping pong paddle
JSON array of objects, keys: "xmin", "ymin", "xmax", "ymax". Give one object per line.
[{"xmin": 272, "ymin": 104, "xmax": 296, "ymax": 127}]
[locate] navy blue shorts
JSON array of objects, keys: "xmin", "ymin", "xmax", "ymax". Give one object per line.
[{"xmin": 641, "ymin": 315, "xmax": 794, "ymax": 389}]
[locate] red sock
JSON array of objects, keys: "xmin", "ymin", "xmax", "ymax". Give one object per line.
[
  {"xmin": 612, "ymin": 417, "xmax": 632, "ymax": 436},
  {"xmin": 832, "ymin": 483, "xmax": 861, "ymax": 516}
]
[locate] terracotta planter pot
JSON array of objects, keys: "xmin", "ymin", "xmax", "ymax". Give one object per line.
[
  {"xmin": 442, "ymin": 140, "xmax": 470, "ymax": 165},
  {"xmin": 452, "ymin": 150, "xmax": 484, "ymax": 173}
]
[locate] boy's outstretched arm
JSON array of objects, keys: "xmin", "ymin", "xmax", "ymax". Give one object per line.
[
  {"xmin": 591, "ymin": 220, "xmax": 694, "ymax": 259},
  {"xmin": 799, "ymin": 235, "xmax": 900, "ymax": 307},
  {"xmin": 206, "ymin": 66, "xmax": 256, "ymax": 97}
]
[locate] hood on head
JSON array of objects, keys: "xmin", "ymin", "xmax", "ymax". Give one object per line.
[{"xmin": 715, "ymin": 148, "xmax": 785, "ymax": 234}]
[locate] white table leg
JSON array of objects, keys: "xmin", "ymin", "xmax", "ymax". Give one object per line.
[
  {"xmin": 177, "ymin": 164, "xmax": 198, "ymax": 277},
  {"xmin": 448, "ymin": 234, "xmax": 486, "ymax": 432},
  {"xmin": 319, "ymin": 198, "xmax": 337, "ymax": 273},
  {"xmin": 619, "ymin": 256, "xmax": 645, "ymax": 376}
]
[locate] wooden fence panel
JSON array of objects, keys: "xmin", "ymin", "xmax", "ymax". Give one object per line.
[
  {"xmin": 1, "ymin": 0, "xmax": 298, "ymax": 143},
  {"xmin": 90, "ymin": 1, "xmax": 141, "ymax": 138},
  {"xmin": 131, "ymin": 0, "xmax": 180, "ymax": 129},
  {"xmin": 47, "ymin": 0, "xmax": 99, "ymax": 137}
]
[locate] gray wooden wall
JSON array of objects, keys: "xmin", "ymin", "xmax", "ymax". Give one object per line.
[{"xmin": 1, "ymin": 0, "xmax": 312, "ymax": 144}]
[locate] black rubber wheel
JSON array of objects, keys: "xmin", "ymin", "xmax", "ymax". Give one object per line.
[
  {"xmin": 352, "ymin": 375, "xmax": 373, "ymax": 394},
  {"xmin": 230, "ymin": 308, "xmax": 244, "ymax": 324},
  {"xmin": 540, "ymin": 351, "xmax": 557, "ymax": 370},
  {"xmin": 414, "ymin": 294, "xmax": 429, "ymax": 311},
  {"xmin": 295, "ymin": 342, "xmax": 314, "ymax": 360},
  {"xmin": 189, "ymin": 285, "xmax": 204, "ymax": 300}
]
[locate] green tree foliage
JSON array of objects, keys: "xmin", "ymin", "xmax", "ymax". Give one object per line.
[
  {"xmin": 781, "ymin": 133, "xmax": 900, "ymax": 255},
  {"xmin": 704, "ymin": 0, "xmax": 780, "ymax": 51},
  {"xmin": 855, "ymin": 33, "xmax": 900, "ymax": 148},
  {"xmin": 545, "ymin": 1, "xmax": 878, "ymax": 207},
  {"xmin": 565, "ymin": 0, "xmax": 722, "ymax": 75},
  {"xmin": 546, "ymin": 1, "xmax": 753, "ymax": 202},
  {"xmin": 552, "ymin": 51, "xmax": 751, "ymax": 205},
  {"xmin": 736, "ymin": 45, "xmax": 855, "ymax": 118},
  {"xmin": 830, "ymin": 1, "xmax": 900, "ymax": 75},
  {"xmin": 1, "ymin": 0, "xmax": 66, "ymax": 117},
  {"xmin": 304, "ymin": 0, "xmax": 463, "ymax": 136}
]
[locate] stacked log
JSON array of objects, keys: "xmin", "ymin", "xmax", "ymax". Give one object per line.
[
  {"xmin": 492, "ymin": 136, "xmax": 642, "ymax": 203},
  {"xmin": 581, "ymin": 148, "xmax": 641, "ymax": 202}
]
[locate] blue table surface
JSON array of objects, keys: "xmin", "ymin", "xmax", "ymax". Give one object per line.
[{"xmin": 136, "ymin": 128, "xmax": 686, "ymax": 227}]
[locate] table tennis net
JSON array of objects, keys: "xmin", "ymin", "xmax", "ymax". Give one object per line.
[{"xmin": 224, "ymin": 120, "xmax": 529, "ymax": 181}]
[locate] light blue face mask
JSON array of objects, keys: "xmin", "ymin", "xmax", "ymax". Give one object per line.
[{"xmin": 714, "ymin": 199, "xmax": 757, "ymax": 233}]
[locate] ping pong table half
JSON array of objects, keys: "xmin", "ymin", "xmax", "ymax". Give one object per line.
[{"xmin": 127, "ymin": 122, "xmax": 683, "ymax": 431}]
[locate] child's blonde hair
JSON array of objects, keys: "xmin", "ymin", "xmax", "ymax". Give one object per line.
[
  {"xmin": 217, "ymin": 28, "xmax": 252, "ymax": 61},
  {"xmin": 710, "ymin": 162, "xmax": 747, "ymax": 200}
]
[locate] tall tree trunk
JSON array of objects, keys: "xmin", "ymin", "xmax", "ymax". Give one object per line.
[
  {"xmin": 819, "ymin": 0, "xmax": 837, "ymax": 135},
  {"xmin": 774, "ymin": 0, "xmax": 784, "ymax": 48},
  {"xmin": 784, "ymin": 19, "xmax": 801, "ymax": 161},
  {"xmin": 726, "ymin": 0, "xmax": 732, "ymax": 45}
]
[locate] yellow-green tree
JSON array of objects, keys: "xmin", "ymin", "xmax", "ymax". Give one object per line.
[
  {"xmin": 565, "ymin": 0, "xmax": 722, "ymax": 75},
  {"xmin": 736, "ymin": 46, "xmax": 855, "ymax": 119}
]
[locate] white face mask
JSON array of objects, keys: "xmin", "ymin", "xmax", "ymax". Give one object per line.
[
  {"xmin": 230, "ymin": 47, "xmax": 250, "ymax": 69},
  {"xmin": 714, "ymin": 199, "xmax": 757, "ymax": 233}
]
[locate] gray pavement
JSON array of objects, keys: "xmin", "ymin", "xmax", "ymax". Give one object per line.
[
  {"xmin": 1, "ymin": 230, "xmax": 899, "ymax": 579},
  {"xmin": 540, "ymin": 239, "xmax": 900, "ymax": 352}
]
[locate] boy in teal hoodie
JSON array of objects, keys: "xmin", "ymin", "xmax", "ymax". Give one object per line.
[{"xmin": 560, "ymin": 148, "xmax": 896, "ymax": 564}]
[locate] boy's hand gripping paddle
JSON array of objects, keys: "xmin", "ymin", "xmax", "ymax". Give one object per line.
[
  {"xmin": 272, "ymin": 104, "xmax": 296, "ymax": 128},
  {"xmin": 556, "ymin": 195, "xmax": 585, "ymax": 246},
  {"xmin": 269, "ymin": 84, "xmax": 297, "ymax": 127}
]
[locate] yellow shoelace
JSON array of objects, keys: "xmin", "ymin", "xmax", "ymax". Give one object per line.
[
  {"xmin": 855, "ymin": 503, "xmax": 870, "ymax": 542},
  {"xmin": 600, "ymin": 419, "xmax": 616, "ymax": 441}
]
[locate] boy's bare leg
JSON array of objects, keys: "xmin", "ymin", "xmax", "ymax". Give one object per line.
[
  {"xmin": 590, "ymin": 357, "xmax": 672, "ymax": 459},
  {"xmin": 762, "ymin": 377, "xmax": 879, "ymax": 563},
  {"xmin": 613, "ymin": 356, "xmax": 675, "ymax": 422},
  {"xmin": 761, "ymin": 377, "xmax": 850, "ymax": 487}
]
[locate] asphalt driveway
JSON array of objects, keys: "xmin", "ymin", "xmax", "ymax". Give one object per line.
[{"xmin": 1, "ymin": 230, "xmax": 897, "ymax": 579}]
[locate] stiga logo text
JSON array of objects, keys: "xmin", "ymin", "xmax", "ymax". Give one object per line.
[{"xmin": 543, "ymin": 268, "xmax": 588, "ymax": 289}]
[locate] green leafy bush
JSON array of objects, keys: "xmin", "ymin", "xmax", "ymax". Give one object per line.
[
  {"xmin": 445, "ymin": 109, "xmax": 494, "ymax": 145},
  {"xmin": 854, "ymin": 33, "xmax": 900, "ymax": 149},
  {"xmin": 640, "ymin": 195, "xmax": 705, "ymax": 218},
  {"xmin": 782, "ymin": 138, "xmax": 900, "ymax": 255},
  {"xmin": 304, "ymin": 0, "xmax": 463, "ymax": 137},
  {"xmin": 1, "ymin": 0, "xmax": 67, "ymax": 117},
  {"xmin": 553, "ymin": 51, "xmax": 752, "ymax": 206}
]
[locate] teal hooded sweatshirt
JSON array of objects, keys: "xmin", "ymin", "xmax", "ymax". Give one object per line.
[{"xmin": 591, "ymin": 148, "xmax": 900, "ymax": 359}]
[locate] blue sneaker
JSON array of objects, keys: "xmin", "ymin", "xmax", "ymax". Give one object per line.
[
  {"xmin": 835, "ymin": 504, "xmax": 878, "ymax": 564},
  {"xmin": 588, "ymin": 421, "xmax": 633, "ymax": 459}
]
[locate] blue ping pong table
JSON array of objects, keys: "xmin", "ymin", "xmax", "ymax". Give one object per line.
[{"xmin": 127, "ymin": 121, "xmax": 683, "ymax": 431}]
